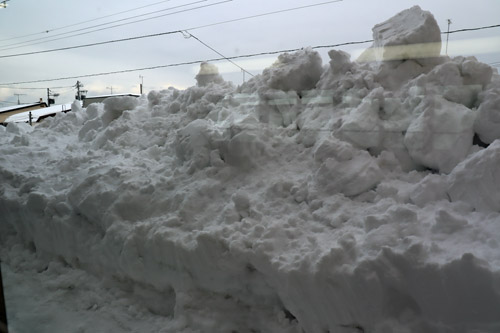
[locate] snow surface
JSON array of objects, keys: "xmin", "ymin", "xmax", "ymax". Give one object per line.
[{"xmin": 1, "ymin": 6, "xmax": 500, "ymax": 333}]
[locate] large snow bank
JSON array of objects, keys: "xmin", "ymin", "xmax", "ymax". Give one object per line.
[
  {"xmin": 359, "ymin": 5, "xmax": 441, "ymax": 64},
  {"xmin": 1, "ymin": 6, "xmax": 500, "ymax": 333}
]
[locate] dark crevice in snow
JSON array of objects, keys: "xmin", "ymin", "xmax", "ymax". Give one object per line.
[
  {"xmin": 245, "ymin": 263, "xmax": 257, "ymax": 273},
  {"xmin": 283, "ymin": 308, "xmax": 298, "ymax": 323},
  {"xmin": 339, "ymin": 323, "xmax": 365, "ymax": 332},
  {"xmin": 473, "ymin": 133, "xmax": 489, "ymax": 148}
]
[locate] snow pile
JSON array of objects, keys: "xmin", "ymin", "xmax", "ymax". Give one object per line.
[
  {"xmin": 195, "ymin": 62, "xmax": 225, "ymax": 87},
  {"xmin": 1, "ymin": 6, "xmax": 500, "ymax": 333},
  {"xmin": 359, "ymin": 6, "xmax": 441, "ymax": 63}
]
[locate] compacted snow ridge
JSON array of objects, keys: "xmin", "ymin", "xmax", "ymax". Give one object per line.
[{"xmin": 1, "ymin": 6, "xmax": 500, "ymax": 333}]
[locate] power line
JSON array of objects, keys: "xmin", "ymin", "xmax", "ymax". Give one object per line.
[
  {"xmin": 0, "ymin": 0, "xmax": 176, "ymax": 43},
  {"xmin": 0, "ymin": 0, "xmax": 215, "ymax": 52},
  {"xmin": 0, "ymin": 85, "xmax": 74, "ymax": 90},
  {"xmin": 0, "ymin": 31, "xmax": 182, "ymax": 59},
  {"xmin": 0, "ymin": 0, "xmax": 342, "ymax": 54},
  {"xmin": 1, "ymin": 22, "xmax": 499, "ymax": 86},
  {"xmin": 184, "ymin": 31, "xmax": 253, "ymax": 77},
  {"xmin": 0, "ymin": 40, "xmax": 374, "ymax": 86},
  {"xmin": 187, "ymin": 0, "xmax": 343, "ymax": 31},
  {"xmin": 442, "ymin": 24, "xmax": 500, "ymax": 35},
  {"xmin": 0, "ymin": 0, "xmax": 346, "ymax": 59},
  {"xmin": 1, "ymin": 10, "xmax": 498, "ymax": 63}
]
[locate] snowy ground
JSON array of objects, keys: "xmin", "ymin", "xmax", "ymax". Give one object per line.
[{"xmin": 1, "ymin": 6, "xmax": 500, "ymax": 333}]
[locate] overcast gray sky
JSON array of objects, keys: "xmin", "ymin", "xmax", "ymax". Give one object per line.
[{"xmin": 1, "ymin": 0, "xmax": 499, "ymax": 106}]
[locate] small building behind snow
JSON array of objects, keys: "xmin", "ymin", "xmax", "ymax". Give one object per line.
[
  {"xmin": 82, "ymin": 93, "xmax": 140, "ymax": 108},
  {"xmin": 0, "ymin": 102, "xmax": 47, "ymax": 124},
  {"xmin": 3, "ymin": 103, "xmax": 72, "ymax": 125}
]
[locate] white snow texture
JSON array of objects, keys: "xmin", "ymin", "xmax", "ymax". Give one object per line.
[{"xmin": 1, "ymin": 6, "xmax": 500, "ymax": 333}]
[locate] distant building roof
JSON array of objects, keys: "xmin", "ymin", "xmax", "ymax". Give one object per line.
[
  {"xmin": 4, "ymin": 103, "xmax": 71, "ymax": 123},
  {"xmin": 0, "ymin": 102, "xmax": 46, "ymax": 114},
  {"xmin": 84, "ymin": 93, "xmax": 140, "ymax": 99},
  {"xmin": 82, "ymin": 93, "xmax": 140, "ymax": 108}
]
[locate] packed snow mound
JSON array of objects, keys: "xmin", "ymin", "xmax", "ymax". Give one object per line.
[
  {"xmin": 241, "ymin": 47, "xmax": 323, "ymax": 94},
  {"xmin": 404, "ymin": 95, "xmax": 475, "ymax": 173},
  {"xmin": 196, "ymin": 61, "xmax": 225, "ymax": 87},
  {"xmin": 447, "ymin": 140, "xmax": 500, "ymax": 212},
  {"xmin": 474, "ymin": 77, "xmax": 500, "ymax": 143},
  {"xmin": 359, "ymin": 5, "xmax": 441, "ymax": 64},
  {"xmin": 2, "ymin": 7, "xmax": 500, "ymax": 333}
]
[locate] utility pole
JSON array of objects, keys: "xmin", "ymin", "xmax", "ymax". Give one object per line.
[
  {"xmin": 76, "ymin": 80, "xmax": 82, "ymax": 100},
  {"xmin": 446, "ymin": 19, "xmax": 452, "ymax": 56},
  {"xmin": 139, "ymin": 75, "xmax": 144, "ymax": 94},
  {"xmin": 47, "ymin": 88, "xmax": 59, "ymax": 106},
  {"xmin": 0, "ymin": 262, "xmax": 8, "ymax": 333},
  {"xmin": 14, "ymin": 93, "xmax": 26, "ymax": 105},
  {"xmin": 106, "ymin": 86, "xmax": 113, "ymax": 94},
  {"xmin": 74, "ymin": 81, "xmax": 87, "ymax": 101}
]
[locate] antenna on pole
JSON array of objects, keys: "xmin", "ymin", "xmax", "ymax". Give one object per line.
[
  {"xmin": 75, "ymin": 81, "xmax": 87, "ymax": 101},
  {"xmin": 14, "ymin": 93, "xmax": 26, "ymax": 105},
  {"xmin": 446, "ymin": 19, "xmax": 452, "ymax": 56},
  {"xmin": 139, "ymin": 75, "xmax": 144, "ymax": 94}
]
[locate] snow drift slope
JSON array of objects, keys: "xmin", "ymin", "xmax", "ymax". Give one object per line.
[{"xmin": 1, "ymin": 6, "xmax": 500, "ymax": 333}]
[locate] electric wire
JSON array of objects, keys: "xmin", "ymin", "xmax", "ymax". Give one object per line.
[
  {"xmin": 0, "ymin": 0, "xmax": 340, "ymax": 53},
  {"xmin": 442, "ymin": 24, "xmax": 500, "ymax": 35},
  {"xmin": 0, "ymin": 0, "xmax": 345, "ymax": 59},
  {"xmin": 1, "ymin": 22, "xmax": 499, "ymax": 86},
  {"xmin": 187, "ymin": 0, "xmax": 343, "ymax": 31},
  {"xmin": 1, "ymin": 15, "xmax": 499, "ymax": 61},
  {"xmin": 0, "ymin": 31, "xmax": 182, "ymax": 59},
  {"xmin": 0, "ymin": 85, "xmax": 74, "ymax": 90},
  {"xmin": 0, "ymin": 40, "xmax": 375, "ymax": 86},
  {"xmin": 184, "ymin": 31, "xmax": 254, "ymax": 77},
  {"xmin": 0, "ymin": 0, "xmax": 177, "ymax": 43},
  {"xmin": 0, "ymin": 0, "xmax": 215, "ymax": 52}
]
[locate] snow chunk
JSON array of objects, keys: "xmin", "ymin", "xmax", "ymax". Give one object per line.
[
  {"xmin": 221, "ymin": 130, "xmax": 267, "ymax": 170},
  {"xmin": 175, "ymin": 119, "xmax": 222, "ymax": 172},
  {"xmin": 432, "ymin": 209, "xmax": 468, "ymax": 234},
  {"xmin": 314, "ymin": 137, "xmax": 383, "ymax": 196},
  {"xmin": 409, "ymin": 174, "xmax": 449, "ymax": 207},
  {"xmin": 328, "ymin": 49, "xmax": 353, "ymax": 76},
  {"xmin": 261, "ymin": 47, "xmax": 323, "ymax": 92},
  {"xmin": 461, "ymin": 58, "xmax": 493, "ymax": 87},
  {"xmin": 195, "ymin": 62, "xmax": 225, "ymax": 87},
  {"xmin": 339, "ymin": 87, "xmax": 385, "ymax": 149},
  {"xmin": 359, "ymin": 6, "xmax": 441, "ymax": 63},
  {"xmin": 448, "ymin": 140, "xmax": 500, "ymax": 212},
  {"xmin": 474, "ymin": 86, "xmax": 500, "ymax": 144},
  {"xmin": 102, "ymin": 96, "xmax": 139, "ymax": 125},
  {"xmin": 404, "ymin": 95, "xmax": 475, "ymax": 173}
]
